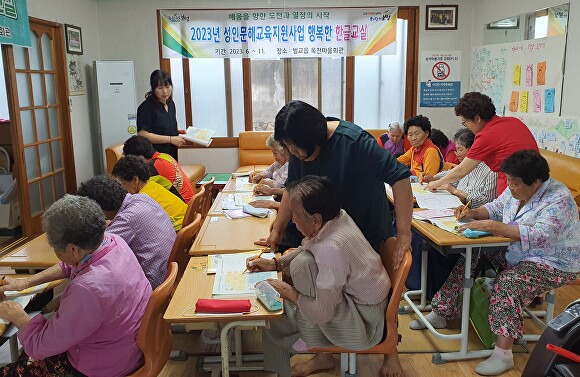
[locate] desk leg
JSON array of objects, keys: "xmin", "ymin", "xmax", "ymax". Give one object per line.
[
  {"xmin": 399, "ymin": 248, "xmax": 431, "ymax": 314},
  {"xmin": 220, "ymin": 320, "xmax": 266, "ymax": 377},
  {"xmin": 459, "ymin": 246, "xmax": 472, "ymax": 356},
  {"xmin": 8, "ymin": 335, "xmax": 18, "ymax": 363}
]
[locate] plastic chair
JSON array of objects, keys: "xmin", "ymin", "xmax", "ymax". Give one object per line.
[
  {"xmin": 127, "ymin": 262, "xmax": 178, "ymax": 377},
  {"xmin": 309, "ymin": 237, "xmax": 412, "ymax": 376},
  {"xmin": 168, "ymin": 213, "xmax": 202, "ymax": 288},
  {"xmin": 182, "ymin": 185, "xmax": 205, "ymax": 227}
]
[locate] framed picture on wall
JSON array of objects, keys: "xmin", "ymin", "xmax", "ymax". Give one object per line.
[
  {"xmin": 67, "ymin": 53, "xmax": 85, "ymax": 95},
  {"xmin": 65, "ymin": 24, "xmax": 83, "ymax": 54},
  {"xmin": 426, "ymin": 5, "xmax": 458, "ymax": 30}
]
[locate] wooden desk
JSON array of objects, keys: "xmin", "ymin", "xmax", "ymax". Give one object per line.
[
  {"xmin": 208, "ymin": 191, "xmax": 229, "ymax": 216},
  {"xmin": 0, "ymin": 234, "xmax": 58, "ymax": 270},
  {"xmin": 190, "ymin": 214, "xmax": 274, "ymax": 256},
  {"xmin": 164, "ymin": 257, "xmax": 283, "ymax": 376},
  {"xmin": 406, "ymin": 214, "xmax": 516, "ymax": 364}
]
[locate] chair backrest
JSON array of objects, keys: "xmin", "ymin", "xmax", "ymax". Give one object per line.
[
  {"xmin": 380, "ymin": 237, "xmax": 412, "ymax": 350},
  {"xmin": 105, "ymin": 143, "xmax": 124, "ymax": 175},
  {"xmin": 238, "ymin": 131, "xmax": 275, "ymax": 166},
  {"xmin": 183, "ymin": 186, "xmax": 204, "ymax": 227},
  {"xmin": 200, "ymin": 177, "xmax": 215, "ymax": 219},
  {"xmin": 168, "ymin": 213, "xmax": 202, "ymax": 287},
  {"xmin": 128, "ymin": 262, "xmax": 178, "ymax": 377}
]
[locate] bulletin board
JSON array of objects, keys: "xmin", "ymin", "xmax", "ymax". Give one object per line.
[{"xmin": 470, "ymin": 35, "xmax": 566, "ymax": 116}]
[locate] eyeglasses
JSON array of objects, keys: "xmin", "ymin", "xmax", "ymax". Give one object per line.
[{"xmin": 461, "ymin": 120, "xmax": 468, "ymax": 127}]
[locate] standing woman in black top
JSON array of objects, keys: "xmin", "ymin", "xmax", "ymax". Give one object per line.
[{"xmin": 137, "ymin": 70, "xmax": 185, "ymax": 161}]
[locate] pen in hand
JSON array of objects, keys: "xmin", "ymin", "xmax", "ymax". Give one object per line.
[
  {"xmin": 243, "ymin": 245, "xmax": 270, "ymax": 273},
  {"xmin": 456, "ymin": 199, "xmax": 472, "ymax": 220}
]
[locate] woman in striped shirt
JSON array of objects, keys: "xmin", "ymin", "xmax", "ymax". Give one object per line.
[{"xmin": 423, "ymin": 128, "xmax": 498, "ymax": 208}]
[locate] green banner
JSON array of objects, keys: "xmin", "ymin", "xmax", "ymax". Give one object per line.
[{"xmin": 0, "ymin": 0, "xmax": 31, "ymax": 47}]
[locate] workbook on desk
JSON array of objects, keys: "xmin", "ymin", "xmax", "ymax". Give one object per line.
[
  {"xmin": 426, "ymin": 216, "xmax": 470, "ymax": 235},
  {"xmin": 234, "ymin": 177, "xmax": 256, "ymax": 192},
  {"xmin": 233, "ymin": 193, "xmax": 274, "ymax": 207},
  {"xmin": 0, "ymin": 295, "xmax": 35, "ymax": 325},
  {"xmin": 212, "ymin": 253, "xmax": 277, "ymax": 296},
  {"xmin": 411, "ymin": 183, "xmax": 463, "ymax": 209}
]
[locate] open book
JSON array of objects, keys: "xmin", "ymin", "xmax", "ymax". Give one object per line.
[
  {"xmin": 425, "ymin": 216, "xmax": 469, "ymax": 235},
  {"xmin": 212, "ymin": 253, "xmax": 277, "ymax": 296},
  {"xmin": 182, "ymin": 127, "xmax": 215, "ymax": 147},
  {"xmin": 411, "ymin": 183, "xmax": 463, "ymax": 209}
]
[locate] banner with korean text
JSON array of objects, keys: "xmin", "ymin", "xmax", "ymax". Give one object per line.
[
  {"xmin": 160, "ymin": 7, "xmax": 397, "ymax": 59},
  {"xmin": 0, "ymin": 0, "xmax": 31, "ymax": 47}
]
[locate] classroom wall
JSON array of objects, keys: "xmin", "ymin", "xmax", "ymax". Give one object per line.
[
  {"xmin": 96, "ymin": 0, "xmax": 475, "ymax": 171},
  {"xmin": 27, "ymin": 0, "xmax": 102, "ymax": 184},
  {"xmin": 471, "ymin": 0, "xmax": 578, "ymax": 118}
]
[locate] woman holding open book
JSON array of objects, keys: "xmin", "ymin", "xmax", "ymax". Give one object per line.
[
  {"xmin": 246, "ymin": 176, "xmax": 390, "ymax": 377},
  {"xmin": 137, "ymin": 70, "xmax": 185, "ymax": 161},
  {"xmin": 410, "ymin": 150, "xmax": 580, "ymax": 376}
]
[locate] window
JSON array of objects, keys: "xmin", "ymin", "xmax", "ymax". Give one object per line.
[
  {"xmin": 161, "ymin": 8, "xmax": 418, "ymax": 145},
  {"xmin": 0, "ymin": 52, "xmax": 9, "ymax": 120}
]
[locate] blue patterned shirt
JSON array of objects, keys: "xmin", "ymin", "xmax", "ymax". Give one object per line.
[{"xmin": 484, "ymin": 178, "xmax": 580, "ymax": 272}]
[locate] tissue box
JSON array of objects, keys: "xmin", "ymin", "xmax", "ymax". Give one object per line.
[{"xmin": 0, "ymin": 202, "xmax": 20, "ymax": 229}]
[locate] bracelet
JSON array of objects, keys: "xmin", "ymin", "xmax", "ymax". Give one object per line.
[{"xmin": 273, "ymin": 256, "xmax": 281, "ymax": 271}]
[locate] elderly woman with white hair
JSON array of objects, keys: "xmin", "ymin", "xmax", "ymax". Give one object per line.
[
  {"xmin": 378, "ymin": 121, "xmax": 405, "ymax": 157},
  {"xmin": 0, "ymin": 195, "xmax": 151, "ymax": 377},
  {"xmin": 250, "ymin": 133, "xmax": 290, "ymax": 209}
]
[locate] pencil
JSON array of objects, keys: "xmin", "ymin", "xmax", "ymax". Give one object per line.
[
  {"xmin": 242, "ymin": 244, "xmax": 270, "ymax": 273},
  {"xmin": 456, "ymin": 199, "xmax": 472, "ymax": 220},
  {"xmin": 419, "ymin": 173, "xmax": 424, "ymax": 185}
]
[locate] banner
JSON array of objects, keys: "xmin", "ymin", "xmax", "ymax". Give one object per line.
[
  {"xmin": 0, "ymin": 0, "xmax": 31, "ymax": 47},
  {"xmin": 161, "ymin": 7, "xmax": 397, "ymax": 59},
  {"xmin": 420, "ymin": 51, "xmax": 462, "ymax": 108}
]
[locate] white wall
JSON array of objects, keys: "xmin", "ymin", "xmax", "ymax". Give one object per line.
[
  {"xmin": 95, "ymin": 0, "xmax": 474, "ymax": 168},
  {"xmin": 471, "ymin": 0, "xmax": 577, "ymax": 118},
  {"xmin": 27, "ymin": 0, "xmax": 101, "ymax": 184}
]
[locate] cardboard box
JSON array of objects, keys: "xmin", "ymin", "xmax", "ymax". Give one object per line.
[{"xmin": 0, "ymin": 202, "xmax": 20, "ymax": 229}]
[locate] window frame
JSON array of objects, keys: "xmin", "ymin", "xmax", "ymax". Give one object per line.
[{"xmin": 156, "ymin": 7, "xmax": 419, "ymax": 148}]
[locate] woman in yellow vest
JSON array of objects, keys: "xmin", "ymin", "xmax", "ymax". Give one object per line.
[{"xmin": 112, "ymin": 155, "xmax": 186, "ymax": 231}]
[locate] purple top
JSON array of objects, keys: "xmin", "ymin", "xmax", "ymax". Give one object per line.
[
  {"xmin": 107, "ymin": 193, "xmax": 176, "ymax": 289},
  {"xmin": 379, "ymin": 133, "xmax": 404, "ymax": 156},
  {"xmin": 18, "ymin": 233, "xmax": 152, "ymax": 377}
]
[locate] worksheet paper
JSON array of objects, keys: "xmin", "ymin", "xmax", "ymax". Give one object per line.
[
  {"xmin": 212, "ymin": 253, "xmax": 277, "ymax": 296},
  {"xmin": 415, "ymin": 194, "xmax": 463, "ymax": 209},
  {"xmin": 234, "ymin": 177, "xmax": 256, "ymax": 192},
  {"xmin": 233, "ymin": 193, "xmax": 274, "ymax": 207}
]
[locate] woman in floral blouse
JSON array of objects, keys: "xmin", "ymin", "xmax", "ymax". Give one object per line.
[{"xmin": 410, "ymin": 150, "xmax": 579, "ymax": 376}]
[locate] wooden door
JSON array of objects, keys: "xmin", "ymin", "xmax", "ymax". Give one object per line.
[{"xmin": 2, "ymin": 18, "xmax": 76, "ymax": 236}]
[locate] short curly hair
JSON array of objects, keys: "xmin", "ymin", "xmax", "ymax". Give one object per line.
[
  {"xmin": 123, "ymin": 135, "xmax": 157, "ymax": 159},
  {"xmin": 453, "ymin": 128, "xmax": 475, "ymax": 149},
  {"xmin": 454, "ymin": 92, "xmax": 496, "ymax": 121},
  {"xmin": 430, "ymin": 129, "xmax": 450, "ymax": 150},
  {"xmin": 42, "ymin": 195, "xmax": 105, "ymax": 251},
  {"xmin": 112, "ymin": 155, "xmax": 151, "ymax": 182},
  {"xmin": 78, "ymin": 175, "xmax": 127, "ymax": 212},
  {"xmin": 403, "ymin": 115, "xmax": 432, "ymax": 137},
  {"xmin": 500, "ymin": 150, "xmax": 550, "ymax": 185}
]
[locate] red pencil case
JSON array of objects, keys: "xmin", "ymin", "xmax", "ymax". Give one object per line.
[{"xmin": 195, "ymin": 299, "xmax": 251, "ymax": 313}]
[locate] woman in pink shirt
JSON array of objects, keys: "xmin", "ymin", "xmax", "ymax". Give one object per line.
[
  {"xmin": 246, "ymin": 176, "xmax": 394, "ymax": 377},
  {"xmin": 0, "ymin": 195, "xmax": 152, "ymax": 377}
]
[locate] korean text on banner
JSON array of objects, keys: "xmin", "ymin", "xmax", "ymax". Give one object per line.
[
  {"xmin": 420, "ymin": 51, "xmax": 462, "ymax": 108},
  {"xmin": 160, "ymin": 7, "xmax": 397, "ymax": 59},
  {"xmin": 0, "ymin": 0, "xmax": 31, "ymax": 47}
]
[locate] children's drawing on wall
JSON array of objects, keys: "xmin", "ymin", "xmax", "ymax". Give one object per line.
[
  {"xmin": 512, "ymin": 64, "xmax": 521, "ymax": 86},
  {"xmin": 67, "ymin": 54, "xmax": 85, "ymax": 95},
  {"xmin": 525, "ymin": 64, "xmax": 533, "ymax": 86},
  {"xmin": 509, "ymin": 91, "xmax": 519, "ymax": 112},
  {"xmin": 544, "ymin": 88, "xmax": 555, "ymax": 113},
  {"xmin": 533, "ymin": 90, "xmax": 541, "ymax": 113},
  {"xmin": 537, "ymin": 61, "xmax": 546, "ymax": 85}
]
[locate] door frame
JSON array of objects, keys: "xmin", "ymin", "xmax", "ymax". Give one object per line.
[{"xmin": 2, "ymin": 16, "xmax": 76, "ymax": 237}]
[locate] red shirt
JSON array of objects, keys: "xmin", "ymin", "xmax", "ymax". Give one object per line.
[
  {"xmin": 151, "ymin": 151, "xmax": 194, "ymax": 203},
  {"xmin": 467, "ymin": 116, "xmax": 538, "ymax": 196}
]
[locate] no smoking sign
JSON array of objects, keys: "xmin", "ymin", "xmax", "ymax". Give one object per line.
[{"xmin": 432, "ymin": 61, "xmax": 450, "ymax": 80}]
